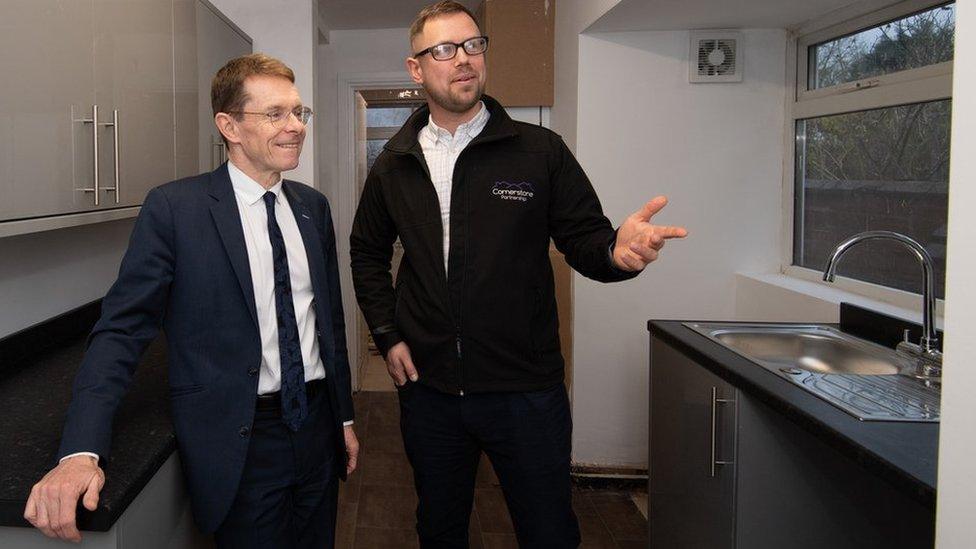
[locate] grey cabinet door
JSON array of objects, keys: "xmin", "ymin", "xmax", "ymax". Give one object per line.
[
  {"xmin": 649, "ymin": 336, "xmax": 737, "ymax": 549},
  {"xmin": 94, "ymin": 0, "xmax": 175, "ymax": 208},
  {"xmin": 173, "ymin": 0, "xmax": 199, "ymax": 179},
  {"xmin": 735, "ymin": 393, "xmax": 935, "ymax": 549},
  {"xmin": 194, "ymin": 0, "xmax": 251, "ymax": 174},
  {"xmin": 0, "ymin": 1, "xmax": 96, "ymax": 221}
]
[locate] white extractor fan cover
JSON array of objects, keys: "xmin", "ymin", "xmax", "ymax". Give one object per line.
[{"xmin": 690, "ymin": 30, "xmax": 743, "ymax": 83}]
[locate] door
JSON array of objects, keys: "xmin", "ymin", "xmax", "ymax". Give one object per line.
[
  {"xmin": 0, "ymin": 0, "xmax": 96, "ymax": 221},
  {"xmin": 94, "ymin": 0, "xmax": 176, "ymax": 207},
  {"xmin": 650, "ymin": 336, "xmax": 737, "ymax": 548},
  {"xmin": 195, "ymin": 0, "xmax": 251, "ymax": 173}
]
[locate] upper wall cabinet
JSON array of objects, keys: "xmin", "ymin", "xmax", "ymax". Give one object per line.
[
  {"xmin": 94, "ymin": 0, "xmax": 177, "ymax": 209},
  {"xmin": 174, "ymin": 0, "xmax": 252, "ymax": 179},
  {"xmin": 0, "ymin": 1, "xmax": 98, "ymax": 221},
  {"xmin": 0, "ymin": 0, "xmax": 250, "ymax": 229},
  {"xmin": 477, "ymin": 0, "xmax": 554, "ymax": 107}
]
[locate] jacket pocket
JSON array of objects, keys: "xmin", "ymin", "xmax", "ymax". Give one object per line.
[
  {"xmin": 169, "ymin": 384, "xmax": 206, "ymax": 399},
  {"xmin": 528, "ymin": 287, "xmax": 560, "ymax": 359},
  {"xmin": 528, "ymin": 287, "xmax": 543, "ymax": 359}
]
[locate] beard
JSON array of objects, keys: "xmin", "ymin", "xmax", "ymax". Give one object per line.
[{"xmin": 423, "ymin": 76, "xmax": 485, "ymax": 114}]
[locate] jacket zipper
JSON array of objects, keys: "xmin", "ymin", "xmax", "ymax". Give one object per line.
[
  {"xmin": 402, "ymin": 130, "xmax": 512, "ymax": 397},
  {"xmin": 456, "ymin": 328, "xmax": 463, "ymax": 396},
  {"xmin": 408, "ymin": 148, "xmax": 467, "ymax": 395}
]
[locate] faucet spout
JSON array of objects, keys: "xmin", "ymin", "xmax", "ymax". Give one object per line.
[{"xmin": 821, "ymin": 230, "xmax": 939, "ymax": 353}]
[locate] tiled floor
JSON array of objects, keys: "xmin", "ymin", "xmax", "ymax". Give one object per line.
[{"xmin": 338, "ymin": 391, "xmax": 649, "ymax": 548}]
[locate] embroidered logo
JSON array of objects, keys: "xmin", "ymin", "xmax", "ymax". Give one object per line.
[{"xmin": 491, "ymin": 181, "xmax": 535, "ymax": 202}]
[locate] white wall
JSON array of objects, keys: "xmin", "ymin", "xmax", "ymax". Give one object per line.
[
  {"xmin": 935, "ymin": 0, "xmax": 976, "ymax": 545},
  {"xmin": 209, "ymin": 0, "xmax": 317, "ymax": 187},
  {"xmin": 571, "ymin": 29, "xmax": 787, "ymax": 466},
  {"xmin": 316, "ymin": 28, "xmax": 415, "ymax": 386},
  {"xmin": 551, "ymin": 0, "xmax": 622, "ymax": 153},
  {"xmin": 317, "ymin": 28, "xmax": 412, "ymax": 207}
]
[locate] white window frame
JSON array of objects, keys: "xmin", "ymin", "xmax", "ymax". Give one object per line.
[{"xmin": 781, "ymin": 0, "xmax": 953, "ymax": 314}]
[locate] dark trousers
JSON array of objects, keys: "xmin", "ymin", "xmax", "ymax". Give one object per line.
[
  {"xmin": 398, "ymin": 382, "xmax": 580, "ymax": 548},
  {"xmin": 215, "ymin": 386, "xmax": 340, "ymax": 549}
]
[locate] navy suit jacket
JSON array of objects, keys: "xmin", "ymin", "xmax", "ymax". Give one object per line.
[{"xmin": 57, "ymin": 164, "xmax": 354, "ymax": 533}]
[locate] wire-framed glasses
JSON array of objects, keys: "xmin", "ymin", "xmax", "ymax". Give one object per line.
[{"xmin": 228, "ymin": 106, "xmax": 313, "ymax": 128}]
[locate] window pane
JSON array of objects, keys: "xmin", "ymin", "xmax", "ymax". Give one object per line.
[
  {"xmin": 793, "ymin": 100, "xmax": 951, "ymax": 298},
  {"xmin": 366, "ymin": 107, "xmax": 415, "ymax": 128},
  {"xmin": 366, "ymin": 139, "xmax": 386, "ymax": 170},
  {"xmin": 809, "ymin": 3, "xmax": 955, "ymax": 90}
]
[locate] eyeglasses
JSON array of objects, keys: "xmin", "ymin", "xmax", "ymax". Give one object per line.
[
  {"xmin": 414, "ymin": 36, "xmax": 489, "ymax": 61},
  {"xmin": 227, "ymin": 106, "xmax": 313, "ymax": 128}
]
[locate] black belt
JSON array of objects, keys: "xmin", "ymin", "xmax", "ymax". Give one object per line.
[{"xmin": 256, "ymin": 378, "xmax": 326, "ymax": 411}]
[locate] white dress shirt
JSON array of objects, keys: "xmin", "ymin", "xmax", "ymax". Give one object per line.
[
  {"xmin": 227, "ymin": 161, "xmax": 326, "ymax": 395},
  {"xmin": 417, "ymin": 101, "xmax": 490, "ymax": 274}
]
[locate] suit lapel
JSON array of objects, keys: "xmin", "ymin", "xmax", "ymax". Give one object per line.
[
  {"xmin": 208, "ymin": 164, "xmax": 259, "ymax": 331},
  {"xmin": 282, "ymin": 182, "xmax": 334, "ymax": 359}
]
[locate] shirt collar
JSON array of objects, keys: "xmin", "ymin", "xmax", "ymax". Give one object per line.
[
  {"xmin": 424, "ymin": 101, "xmax": 489, "ymax": 146},
  {"xmin": 227, "ymin": 160, "xmax": 283, "ymax": 206}
]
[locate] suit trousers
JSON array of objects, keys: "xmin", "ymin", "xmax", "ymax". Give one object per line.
[
  {"xmin": 398, "ymin": 382, "xmax": 580, "ymax": 548},
  {"xmin": 214, "ymin": 385, "xmax": 339, "ymax": 548}
]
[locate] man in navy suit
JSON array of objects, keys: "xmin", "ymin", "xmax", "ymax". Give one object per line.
[{"xmin": 24, "ymin": 53, "xmax": 358, "ymax": 548}]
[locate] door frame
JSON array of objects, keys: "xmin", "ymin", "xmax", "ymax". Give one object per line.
[{"xmin": 335, "ymin": 72, "xmax": 421, "ymax": 390}]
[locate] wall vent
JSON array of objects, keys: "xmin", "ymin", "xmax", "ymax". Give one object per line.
[{"xmin": 690, "ymin": 31, "xmax": 742, "ymax": 83}]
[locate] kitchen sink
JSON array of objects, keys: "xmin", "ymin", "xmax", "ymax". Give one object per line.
[{"xmin": 683, "ymin": 323, "xmax": 940, "ymax": 422}]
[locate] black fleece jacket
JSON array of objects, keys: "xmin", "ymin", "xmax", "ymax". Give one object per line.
[{"xmin": 350, "ymin": 95, "xmax": 637, "ymax": 395}]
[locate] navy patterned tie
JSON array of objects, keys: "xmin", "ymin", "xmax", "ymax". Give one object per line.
[{"xmin": 263, "ymin": 191, "xmax": 307, "ymax": 431}]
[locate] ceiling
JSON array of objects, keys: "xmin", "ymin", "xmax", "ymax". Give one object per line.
[
  {"xmin": 319, "ymin": 0, "xmax": 481, "ymax": 31},
  {"xmin": 587, "ymin": 0, "xmax": 861, "ymax": 33}
]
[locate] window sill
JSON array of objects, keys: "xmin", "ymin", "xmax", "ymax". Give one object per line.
[{"xmin": 734, "ymin": 270, "xmax": 944, "ymax": 330}]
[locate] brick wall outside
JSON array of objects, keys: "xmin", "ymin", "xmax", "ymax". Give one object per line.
[{"xmin": 796, "ymin": 179, "xmax": 948, "ymax": 298}]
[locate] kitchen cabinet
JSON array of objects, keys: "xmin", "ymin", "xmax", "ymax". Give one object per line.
[
  {"xmin": 174, "ymin": 0, "xmax": 251, "ymax": 178},
  {"xmin": 193, "ymin": 0, "xmax": 252, "ymax": 174},
  {"xmin": 0, "ymin": 0, "xmax": 172, "ymax": 220},
  {"xmin": 0, "ymin": 0, "xmax": 249, "ymax": 229},
  {"xmin": 649, "ymin": 336, "xmax": 737, "ymax": 548},
  {"xmin": 649, "ymin": 334, "xmax": 935, "ymax": 548},
  {"xmin": 0, "ymin": 1, "xmax": 96, "ymax": 221},
  {"xmin": 94, "ymin": 0, "xmax": 177, "ymax": 208}
]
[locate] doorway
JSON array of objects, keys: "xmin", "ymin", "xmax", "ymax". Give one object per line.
[{"xmin": 353, "ymin": 88, "xmax": 427, "ymax": 391}]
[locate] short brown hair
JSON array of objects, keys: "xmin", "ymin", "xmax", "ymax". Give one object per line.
[
  {"xmin": 409, "ymin": 1, "xmax": 479, "ymax": 50},
  {"xmin": 211, "ymin": 53, "xmax": 295, "ymax": 119}
]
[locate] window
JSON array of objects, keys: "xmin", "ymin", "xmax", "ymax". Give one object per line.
[
  {"xmin": 792, "ymin": 1, "xmax": 955, "ymax": 298},
  {"xmin": 360, "ymin": 88, "xmax": 426, "ymax": 170},
  {"xmin": 366, "ymin": 107, "xmax": 415, "ymax": 169}
]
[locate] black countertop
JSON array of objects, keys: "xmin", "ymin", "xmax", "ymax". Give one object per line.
[
  {"xmin": 0, "ymin": 333, "xmax": 174, "ymax": 531},
  {"xmin": 648, "ymin": 316, "xmax": 938, "ymax": 508}
]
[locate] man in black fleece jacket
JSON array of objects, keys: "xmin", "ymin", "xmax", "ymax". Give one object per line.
[{"xmin": 350, "ymin": 2, "xmax": 687, "ymax": 547}]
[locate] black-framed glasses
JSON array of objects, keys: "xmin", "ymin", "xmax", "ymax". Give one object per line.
[
  {"xmin": 414, "ymin": 36, "xmax": 489, "ymax": 61},
  {"xmin": 227, "ymin": 106, "xmax": 313, "ymax": 128}
]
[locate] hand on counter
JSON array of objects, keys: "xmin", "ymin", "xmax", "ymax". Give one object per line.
[{"xmin": 24, "ymin": 455, "xmax": 104, "ymax": 542}]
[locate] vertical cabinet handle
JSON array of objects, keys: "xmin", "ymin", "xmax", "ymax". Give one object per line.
[
  {"xmin": 99, "ymin": 109, "xmax": 120, "ymax": 204},
  {"xmin": 709, "ymin": 387, "xmax": 736, "ymax": 477},
  {"xmin": 78, "ymin": 106, "xmax": 120, "ymax": 205},
  {"xmin": 212, "ymin": 136, "xmax": 226, "ymax": 169},
  {"xmin": 79, "ymin": 105, "xmax": 100, "ymax": 205}
]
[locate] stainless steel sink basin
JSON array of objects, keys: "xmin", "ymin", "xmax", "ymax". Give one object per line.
[
  {"xmin": 683, "ymin": 323, "xmax": 940, "ymax": 422},
  {"xmin": 710, "ymin": 327, "xmax": 907, "ymax": 376}
]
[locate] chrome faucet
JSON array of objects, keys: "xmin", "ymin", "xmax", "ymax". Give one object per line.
[{"xmin": 822, "ymin": 230, "xmax": 942, "ymax": 378}]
